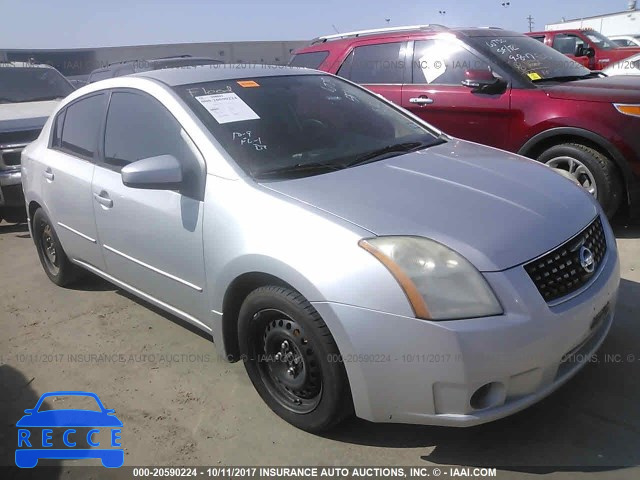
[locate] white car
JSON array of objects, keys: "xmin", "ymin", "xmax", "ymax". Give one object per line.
[
  {"xmin": 603, "ymin": 52, "xmax": 640, "ymax": 76},
  {"xmin": 610, "ymin": 35, "xmax": 640, "ymax": 48}
]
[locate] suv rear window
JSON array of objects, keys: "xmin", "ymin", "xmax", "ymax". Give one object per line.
[
  {"xmin": 289, "ymin": 51, "xmax": 330, "ymax": 69},
  {"xmin": 337, "ymin": 43, "xmax": 405, "ymax": 84}
]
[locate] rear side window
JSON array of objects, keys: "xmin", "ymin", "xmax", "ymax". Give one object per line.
[
  {"xmin": 337, "ymin": 42, "xmax": 405, "ymax": 84},
  {"xmin": 51, "ymin": 109, "xmax": 66, "ymax": 148},
  {"xmin": 289, "ymin": 51, "xmax": 329, "ymax": 69},
  {"xmin": 59, "ymin": 93, "xmax": 105, "ymax": 159},
  {"xmin": 531, "ymin": 36, "xmax": 546, "ymax": 43}
]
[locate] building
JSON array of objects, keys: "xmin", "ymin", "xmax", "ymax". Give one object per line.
[
  {"xmin": 0, "ymin": 40, "xmax": 308, "ymax": 80},
  {"xmin": 545, "ymin": 2, "xmax": 640, "ymax": 36}
]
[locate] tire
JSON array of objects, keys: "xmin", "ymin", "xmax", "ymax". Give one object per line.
[
  {"xmin": 538, "ymin": 143, "xmax": 623, "ymax": 219},
  {"xmin": 1, "ymin": 206, "xmax": 27, "ymax": 224},
  {"xmin": 238, "ymin": 286, "xmax": 353, "ymax": 432},
  {"xmin": 32, "ymin": 208, "xmax": 82, "ymax": 286}
]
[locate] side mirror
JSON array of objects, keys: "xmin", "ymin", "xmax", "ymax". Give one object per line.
[
  {"xmin": 574, "ymin": 44, "xmax": 585, "ymax": 57},
  {"xmin": 461, "ymin": 70, "xmax": 507, "ymax": 93},
  {"xmin": 121, "ymin": 154, "xmax": 182, "ymax": 190}
]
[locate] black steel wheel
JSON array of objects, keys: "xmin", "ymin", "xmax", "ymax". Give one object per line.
[{"xmin": 238, "ymin": 286, "xmax": 353, "ymax": 432}]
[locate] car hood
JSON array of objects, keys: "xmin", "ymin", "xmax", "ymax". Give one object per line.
[
  {"xmin": 16, "ymin": 410, "xmax": 123, "ymax": 427},
  {"xmin": 0, "ymin": 99, "xmax": 60, "ymax": 121},
  {"xmin": 261, "ymin": 140, "xmax": 598, "ymax": 272},
  {"xmin": 544, "ymin": 75, "xmax": 640, "ymax": 103}
]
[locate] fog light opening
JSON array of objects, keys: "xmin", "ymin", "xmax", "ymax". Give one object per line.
[{"xmin": 470, "ymin": 382, "xmax": 505, "ymax": 410}]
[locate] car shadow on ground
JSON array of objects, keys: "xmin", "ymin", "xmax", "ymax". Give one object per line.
[
  {"xmin": 324, "ymin": 277, "xmax": 640, "ymax": 475},
  {"xmin": 0, "ymin": 365, "xmax": 62, "ymax": 478},
  {"xmin": 0, "ymin": 222, "xmax": 29, "ymax": 236}
]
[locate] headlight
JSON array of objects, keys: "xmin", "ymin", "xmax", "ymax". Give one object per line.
[
  {"xmin": 614, "ymin": 104, "xmax": 640, "ymax": 117},
  {"xmin": 359, "ymin": 236, "xmax": 503, "ymax": 320}
]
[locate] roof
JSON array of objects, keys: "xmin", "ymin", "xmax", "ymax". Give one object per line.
[
  {"xmin": 548, "ymin": 9, "xmax": 637, "ymax": 25},
  {"xmin": 134, "ymin": 64, "xmax": 320, "ymax": 86},
  {"xmin": 0, "ymin": 61, "xmax": 56, "ymax": 69}
]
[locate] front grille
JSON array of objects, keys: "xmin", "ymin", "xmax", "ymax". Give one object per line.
[{"xmin": 524, "ymin": 217, "xmax": 607, "ymax": 303}]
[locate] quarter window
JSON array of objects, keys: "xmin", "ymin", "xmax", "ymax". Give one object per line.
[
  {"xmin": 60, "ymin": 93, "xmax": 105, "ymax": 159},
  {"xmin": 289, "ymin": 51, "xmax": 330, "ymax": 69},
  {"xmin": 412, "ymin": 40, "xmax": 490, "ymax": 85},
  {"xmin": 337, "ymin": 42, "xmax": 405, "ymax": 84}
]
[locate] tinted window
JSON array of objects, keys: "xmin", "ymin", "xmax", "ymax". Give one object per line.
[
  {"xmin": 412, "ymin": 39, "xmax": 491, "ymax": 85},
  {"xmin": 289, "ymin": 52, "xmax": 330, "ymax": 69},
  {"xmin": 337, "ymin": 43, "xmax": 404, "ymax": 84},
  {"xmin": 0, "ymin": 67, "xmax": 73, "ymax": 103},
  {"xmin": 531, "ymin": 36, "xmax": 545, "ymax": 43},
  {"xmin": 175, "ymin": 75, "xmax": 441, "ymax": 180},
  {"xmin": 103, "ymin": 92, "xmax": 203, "ymax": 198},
  {"xmin": 552, "ymin": 34, "xmax": 584, "ymax": 55},
  {"xmin": 60, "ymin": 94, "xmax": 105, "ymax": 158}
]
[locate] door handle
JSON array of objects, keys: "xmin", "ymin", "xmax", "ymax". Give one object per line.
[
  {"xmin": 93, "ymin": 192, "xmax": 113, "ymax": 208},
  {"xmin": 409, "ymin": 97, "xmax": 434, "ymax": 105},
  {"xmin": 43, "ymin": 168, "xmax": 54, "ymax": 181}
]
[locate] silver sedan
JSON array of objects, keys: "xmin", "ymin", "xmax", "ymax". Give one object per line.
[{"xmin": 21, "ymin": 65, "xmax": 620, "ymax": 432}]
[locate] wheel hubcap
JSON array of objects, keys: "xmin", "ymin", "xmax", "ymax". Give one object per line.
[
  {"xmin": 41, "ymin": 223, "xmax": 59, "ymax": 274},
  {"xmin": 252, "ymin": 309, "xmax": 322, "ymax": 413},
  {"xmin": 545, "ymin": 156, "xmax": 598, "ymax": 198}
]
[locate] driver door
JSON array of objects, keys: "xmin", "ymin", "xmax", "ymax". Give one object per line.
[{"xmin": 92, "ymin": 90, "xmax": 209, "ymax": 324}]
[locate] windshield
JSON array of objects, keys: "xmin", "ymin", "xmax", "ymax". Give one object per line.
[
  {"xmin": 584, "ymin": 31, "xmax": 616, "ymax": 50},
  {"xmin": 470, "ymin": 34, "xmax": 590, "ymax": 82},
  {"xmin": 0, "ymin": 66, "xmax": 74, "ymax": 103},
  {"xmin": 175, "ymin": 74, "xmax": 442, "ymax": 179}
]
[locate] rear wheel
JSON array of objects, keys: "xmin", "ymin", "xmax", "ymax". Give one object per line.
[
  {"xmin": 538, "ymin": 143, "xmax": 623, "ymax": 218},
  {"xmin": 32, "ymin": 208, "xmax": 82, "ymax": 286},
  {"xmin": 238, "ymin": 286, "xmax": 353, "ymax": 432}
]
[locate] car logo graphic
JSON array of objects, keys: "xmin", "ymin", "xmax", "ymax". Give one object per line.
[
  {"xmin": 579, "ymin": 246, "xmax": 596, "ymax": 274},
  {"xmin": 15, "ymin": 391, "xmax": 123, "ymax": 468}
]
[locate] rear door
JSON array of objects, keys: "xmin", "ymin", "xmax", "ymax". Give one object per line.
[
  {"xmin": 40, "ymin": 93, "xmax": 107, "ymax": 270},
  {"xmin": 91, "ymin": 90, "xmax": 208, "ymax": 324},
  {"xmin": 334, "ymin": 41, "xmax": 407, "ymax": 104},
  {"xmin": 401, "ymin": 38, "xmax": 512, "ymax": 149}
]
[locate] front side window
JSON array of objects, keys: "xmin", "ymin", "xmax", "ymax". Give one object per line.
[
  {"xmin": 0, "ymin": 67, "xmax": 73, "ymax": 104},
  {"xmin": 412, "ymin": 39, "xmax": 491, "ymax": 85},
  {"xmin": 337, "ymin": 42, "xmax": 405, "ymax": 84},
  {"xmin": 175, "ymin": 74, "xmax": 442, "ymax": 180},
  {"xmin": 59, "ymin": 93, "xmax": 106, "ymax": 159},
  {"xmin": 103, "ymin": 91, "xmax": 203, "ymax": 198},
  {"xmin": 552, "ymin": 34, "xmax": 585, "ymax": 55}
]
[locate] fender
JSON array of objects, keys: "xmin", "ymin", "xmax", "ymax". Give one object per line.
[{"xmin": 517, "ymin": 126, "xmax": 636, "ymax": 205}]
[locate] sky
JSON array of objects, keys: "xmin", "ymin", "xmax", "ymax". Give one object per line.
[{"xmin": 0, "ymin": 0, "xmax": 625, "ymax": 49}]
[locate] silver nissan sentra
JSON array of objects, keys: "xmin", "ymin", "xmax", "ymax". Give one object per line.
[{"xmin": 21, "ymin": 65, "xmax": 620, "ymax": 432}]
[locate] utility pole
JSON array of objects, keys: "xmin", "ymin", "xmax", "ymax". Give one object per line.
[{"xmin": 527, "ymin": 15, "xmax": 535, "ymax": 32}]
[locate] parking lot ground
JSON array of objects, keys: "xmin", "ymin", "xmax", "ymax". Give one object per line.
[{"xmin": 1, "ymin": 219, "xmax": 639, "ymax": 479}]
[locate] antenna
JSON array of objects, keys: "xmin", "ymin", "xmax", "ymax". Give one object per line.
[{"xmin": 331, "ymin": 24, "xmax": 340, "ymax": 33}]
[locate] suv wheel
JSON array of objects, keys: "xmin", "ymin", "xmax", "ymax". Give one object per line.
[
  {"xmin": 539, "ymin": 143, "xmax": 622, "ymax": 218},
  {"xmin": 32, "ymin": 208, "xmax": 82, "ymax": 286},
  {"xmin": 238, "ymin": 286, "xmax": 353, "ymax": 432}
]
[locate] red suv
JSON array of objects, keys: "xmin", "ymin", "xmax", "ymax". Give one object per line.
[
  {"xmin": 291, "ymin": 25, "xmax": 640, "ymax": 218},
  {"xmin": 526, "ymin": 29, "xmax": 640, "ymax": 70}
]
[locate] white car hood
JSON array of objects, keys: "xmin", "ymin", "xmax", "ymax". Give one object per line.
[{"xmin": 0, "ymin": 100, "xmax": 60, "ymax": 121}]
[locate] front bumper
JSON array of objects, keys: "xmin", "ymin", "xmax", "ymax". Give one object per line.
[
  {"xmin": 0, "ymin": 169, "xmax": 23, "ymax": 207},
  {"xmin": 312, "ymin": 220, "xmax": 620, "ymax": 426}
]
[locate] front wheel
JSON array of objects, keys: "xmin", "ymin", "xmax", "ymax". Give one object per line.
[
  {"xmin": 238, "ymin": 286, "xmax": 353, "ymax": 432},
  {"xmin": 539, "ymin": 143, "xmax": 623, "ymax": 219}
]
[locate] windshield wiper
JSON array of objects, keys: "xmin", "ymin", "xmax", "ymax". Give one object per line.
[
  {"xmin": 253, "ymin": 162, "xmax": 343, "ymax": 179},
  {"xmin": 344, "ymin": 141, "xmax": 438, "ymax": 168}
]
